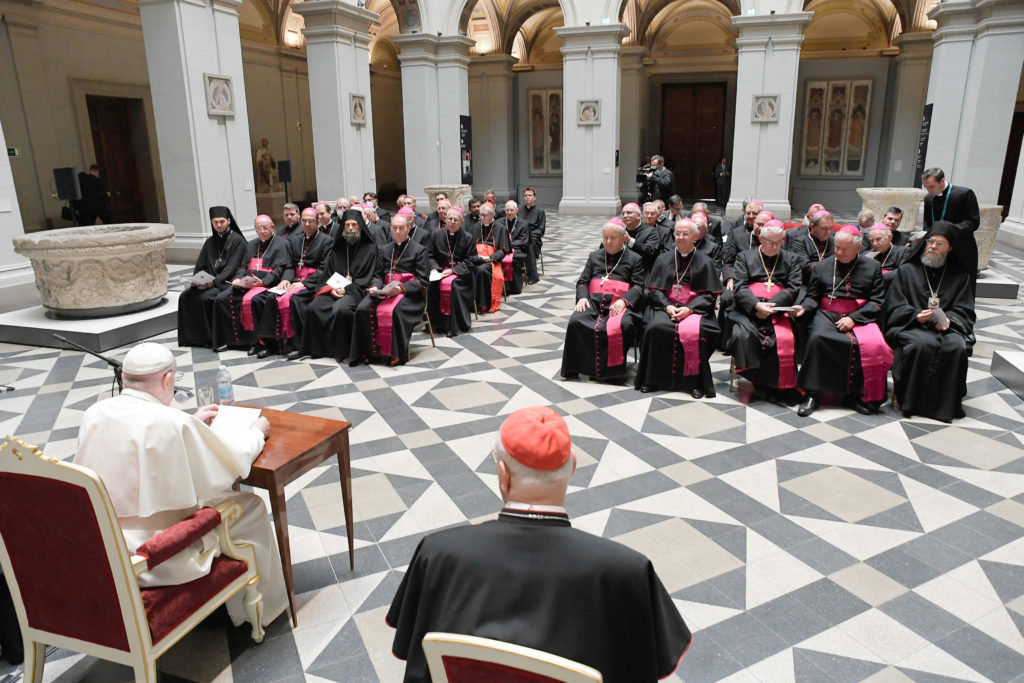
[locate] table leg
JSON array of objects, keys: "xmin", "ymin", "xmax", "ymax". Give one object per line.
[
  {"xmin": 269, "ymin": 484, "xmax": 298, "ymax": 627},
  {"xmin": 335, "ymin": 437, "xmax": 355, "ymax": 570}
]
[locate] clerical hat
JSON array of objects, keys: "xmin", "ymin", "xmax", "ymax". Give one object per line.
[
  {"xmin": 499, "ymin": 406, "xmax": 572, "ymax": 471},
  {"xmin": 123, "ymin": 343, "xmax": 174, "ymax": 376}
]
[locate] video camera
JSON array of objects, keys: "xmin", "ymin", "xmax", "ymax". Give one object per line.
[{"xmin": 636, "ymin": 164, "xmax": 655, "ymax": 203}]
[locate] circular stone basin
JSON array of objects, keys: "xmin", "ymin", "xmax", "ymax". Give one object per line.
[
  {"xmin": 12, "ymin": 223, "xmax": 176, "ymax": 318},
  {"xmin": 856, "ymin": 187, "xmax": 927, "ymax": 231}
]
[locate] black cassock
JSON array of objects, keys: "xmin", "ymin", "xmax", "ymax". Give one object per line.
[
  {"xmin": 386, "ymin": 510, "xmax": 692, "ymax": 683},
  {"xmin": 870, "ymin": 244, "xmax": 909, "ymax": 290},
  {"xmin": 275, "ymin": 221, "xmax": 302, "ymax": 239},
  {"xmin": 797, "ymin": 256, "xmax": 890, "ymax": 402},
  {"xmin": 250, "ymin": 230, "xmax": 333, "ymax": 350},
  {"xmin": 348, "ymin": 238, "xmax": 430, "ymax": 366},
  {"xmin": 626, "ymin": 224, "xmax": 662, "ymax": 275},
  {"xmin": 521, "ymin": 203, "xmax": 547, "ymax": 281},
  {"xmin": 561, "ymin": 247, "xmax": 645, "ymax": 380},
  {"xmin": 177, "ymin": 229, "xmax": 246, "ymax": 347},
  {"xmin": 883, "ymin": 256, "xmax": 976, "ymax": 421},
  {"xmin": 469, "ymin": 221, "xmax": 511, "ymax": 313},
  {"xmin": 924, "ymin": 183, "xmax": 980, "ymax": 284},
  {"xmin": 727, "ymin": 249, "xmax": 803, "ymax": 390},
  {"xmin": 293, "ymin": 226, "xmax": 380, "ymax": 360},
  {"xmin": 720, "ymin": 224, "xmax": 760, "ymax": 351},
  {"xmin": 211, "ymin": 235, "xmax": 290, "ymax": 349},
  {"xmin": 500, "ymin": 216, "xmax": 530, "ymax": 294},
  {"xmin": 785, "ymin": 228, "xmax": 835, "ymax": 283},
  {"xmin": 427, "ymin": 227, "xmax": 476, "ymax": 336},
  {"xmin": 635, "ymin": 249, "xmax": 721, "ymax": 395}
]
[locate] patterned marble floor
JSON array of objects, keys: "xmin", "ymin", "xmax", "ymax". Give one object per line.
[{"xmin": 3, "ymin": 212, "xmax": 1024, "ymax": 682}]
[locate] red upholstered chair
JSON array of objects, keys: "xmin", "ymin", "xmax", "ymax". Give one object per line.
[
  {"xmin": 0, "ymin": 436, "xmax": 266, "ymax": 682},
  {"xmin": 422, "ymin": 632, "xmax": 603, "ymax": 683}
]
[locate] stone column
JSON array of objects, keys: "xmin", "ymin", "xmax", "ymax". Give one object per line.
[
  {"xmin": 0, "ymin": 115, "xmax": 32, "ymax": 292},
  {"xmin": 998, "ymin": 134, "xmax": 1024, "ymax": 252},
  {"xmin": 923, "ymin": 0, "xmax": 1024, "ymax": 204},
  {"xmin": 726, "ymin": 12, "xmax": 812, "ymax": 220},
  {"xmin": 468, "ymin": 55, "xmax": 517, "ymax": 199},
  {"xmin": 619, "ymin": 46, "xmax": 648, "ymax": 203},
  {"xmin": 293, "ymin": 0, "xmax": 378, "ymax": 201},
  {"xmin": 556, "ymin": 24, "xmax": 629, "ymax": 216},
  {"xmin": 393, "ymin": 34, "xmax": 474, "ymax": 205},
  {"xmin": 139, "ymin": 0, "xmax": 257, "ymax": 258},
  {"xmin": 882, "ymin": 31, "xmax": 933, "ymax": 187}
]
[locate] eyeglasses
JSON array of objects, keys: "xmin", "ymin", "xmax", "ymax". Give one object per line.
[{"xmin": 761, "ymin": 238, "xmax": 784, "ymax": 246}]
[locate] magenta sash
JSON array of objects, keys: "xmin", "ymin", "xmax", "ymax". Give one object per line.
[
  {"xmin": 439, "ymin": 274, "xmax": 458, "ymax": 315},
  {"xmin": 273, "ymin": 268, "xmax": 316, "ymax": 338},
  {"xmin": 588, "ymin": 278, "xmax": 631, "ymax": 368},
  {"xmin": 750, "ymin": 282, "xmax": 797, "ymax": 389},
  {"xmin": 502, "ymin": 251, "xmax": 515, "ymax": 282},
  {"xmin": 240, "ymin": 257, "xmax": 272, "ymax": 331},
  {"xmin": 821, "ymin": 297, "xmax": 893, "ymax": 402},
  {"xmin": 668, "ymin": 284, "xmax": 702, "ymax": 376},
  {"xmin": 375, "ymin": 272, "xmax": 416, "ymax": 357}
]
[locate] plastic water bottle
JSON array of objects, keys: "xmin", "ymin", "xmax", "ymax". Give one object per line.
[{"xmin": 216, "ymin": 365, "xmax": 235, "ymax": 405}]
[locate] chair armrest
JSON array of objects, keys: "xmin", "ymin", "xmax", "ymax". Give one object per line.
[
  {"xmin": 130, "ymin": 554, "xmax": 149, "ymax": 577},
  {"xmin": 135, "ymin": 507, "xmax": 222, "ymax": 571},
  {"xmin": 213, "ymin": 501, "xmax": 258, "ymax": 568}
]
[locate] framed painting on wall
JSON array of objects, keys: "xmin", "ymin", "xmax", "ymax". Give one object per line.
[
  {"xmin": 205, "ymin": 74, "xmax": 234, "ymax": 117},
  {"xmin": 800, "ymin": 79, "xmax": 873, "ymax": 178},
  {"xmin": 822, "ymin": 81, "xmax": 849, "ymax": 177},
  {"xmin": 800, "ymin": 81, "xmax": 827, "ymax": 176},
  {"xmin": 528, "ymin": 89, "xmax": 563, "ymax": 175},
  {"xmin": 843, "ymin": 80, "xmax": 872, "ymax": 176}
]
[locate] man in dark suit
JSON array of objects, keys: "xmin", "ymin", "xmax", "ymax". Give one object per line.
[
  {"xmin": 646, "ymin": 154, "xmax": 675, "ymax": 203},
  {"xmin": 75, "ymin": 164, "xmax": 112, "ymax": 225},
  {"xmin": 713, "ymin": 156, "xmax": 731, "ymax": 208},
  {"xmin": 387, "ymin": 406, "xmax": 693, "ymax": 683},
  {"xmin": 922, "ymin": 167, "xmax": 980, "ymax": 290}
]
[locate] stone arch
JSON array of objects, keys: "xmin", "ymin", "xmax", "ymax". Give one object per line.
[
  {"xmin": 386, "ymin": 0, "xmax": 425, "ymax": 34},
  {"xmin": 447, "ymin": 0, "xmax": 576, "ymax": 37},
  {"xmin": 613, "ymin": 0, "xmax": 741, "ymax": 30},
  {"xmin": 802, "ymin": 0, "xmax": 896, "ymax": 52},
  {"xmin": 500, "ymin": 0, "xmax": 563, "ymax": 55},
  {"xmin": 459, "ymin": 0, "xmax": 502, "ymax": 55},
  {"xmin": 641, "ymin": 0, "xmax": 737, "ymax": 53}
]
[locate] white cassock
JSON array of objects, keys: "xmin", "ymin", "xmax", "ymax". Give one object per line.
[{"xmin": 75, "ymin": 388, "xmax": 287, "ymax": 626}]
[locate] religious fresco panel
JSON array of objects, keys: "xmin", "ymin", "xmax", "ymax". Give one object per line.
[
  {"xmin": 842, "ymin": 80, "xmax": 872, "ymax": 177},
  {"xmin": 800, "ymin": 81, "xmax": 827, "ymax": 177},
  {"xmin": 822, "ymin": 80, "xmax": 849, "ymax": 177},
  {"xmin": 528, "ymin": 88, "xmax": 563, "ymax": 175},
  {"xmin": 800, "ymin": 79, "xmax": 872, "ymax": 179}
]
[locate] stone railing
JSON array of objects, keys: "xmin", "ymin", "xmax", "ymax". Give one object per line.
[{"xmin": 12, "ymin": 223, "xmax": 176, "ymax": 318}]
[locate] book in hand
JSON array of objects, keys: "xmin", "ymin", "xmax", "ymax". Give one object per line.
[
  {"xmin": 190, "ymin": 270, "xmax": 214, "ymax": 287},
  {"xmin": 931, "ymin": 306, "xmax": 949, "ymax": 330},
  {"xmin": 325, "ymin": 272, "xmax": 352, "ymax": 289},
  {"xmin": 770, "ymin": 305, "xmax": 800, "ymax": 312},
  {"xmin": 429, "ymin": 270, "xmax": 445, "ymax": 282}
]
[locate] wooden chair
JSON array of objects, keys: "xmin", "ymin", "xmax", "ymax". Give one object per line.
[
  {"xmin": 422, "ymin": 632, "xmax": 603, "ymax": 683},
  {"xmin": 0, "ymin": 436, "xmax": 265, "ymax": 682}
]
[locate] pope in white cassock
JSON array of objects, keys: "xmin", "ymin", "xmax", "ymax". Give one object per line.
[{"xmin": 74, "ymin": 342, "xmax": 287, "ymax": 627}]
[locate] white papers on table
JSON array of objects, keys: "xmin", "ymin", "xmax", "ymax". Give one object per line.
[
  {"xmin": 210, "ymin": 405, "xmax": 262, "ymax": 437},
  {"xmin": 429, "ymin": 271, "xmax": 445, "ymax": 282},
  {"xmin": 325, "ymin": 272, "xmax": 352, "ymax": 289}
]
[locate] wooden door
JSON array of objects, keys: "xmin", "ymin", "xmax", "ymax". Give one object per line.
[
  {"xmin": 86, "ymin": 95, "xmax": 145, "ymax": 222},
  {"xmin": 660, "ymin": 83, "xmax": 727, "ymax": 201},
  {"xmin": 998, "ymin": 111, "xmax": 1023, "ymax": 220}
]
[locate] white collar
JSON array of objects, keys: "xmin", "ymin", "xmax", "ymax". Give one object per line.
[{"xmin": 504, "ymin": 501, "xmax": 566, "ymax": 514}]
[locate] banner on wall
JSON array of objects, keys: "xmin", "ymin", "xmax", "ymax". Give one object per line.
[
  {"xmin": 914, "ymin": 104, "xmax": 933, "ymax": 188},
  {"xmin": 460, "ymin": 115, "xmax": 472, "ymax": 185}
]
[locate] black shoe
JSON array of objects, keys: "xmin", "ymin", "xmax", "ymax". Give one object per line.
[
  {"xmin": 690, "ymin": 387, "xmax": 705, "ymax": 399},
  {"xmin": 639, "ymin": 384, "xmax": 653, "ymax": 393},
  {"xmin": 528, "ymin": 279, "xmax": 540, "ymax": 285},
  {"xmin": 256, "ymin": 347, "xmax": 272, "ymax": 359},
  {"xmin": 215, "ymin": 344, "xmax": 229, "ymax": 353},
  {"xmin": 797, "ymin": 395, "xmax": 819, "ymax": 417},
  {"xmin": 285, "ymin": 349, "xmax": 304, "ymax": 361},
  {"xmin": 851, "ymin": 397, "xmax": 875, "ymax": 415},
  {"xmin": 247, "ymin": 345, "xmax": 258, "ymax": 356},
  {"xmin": 562, "ymin": 372, "xmax": 579, "ymax": 381}
]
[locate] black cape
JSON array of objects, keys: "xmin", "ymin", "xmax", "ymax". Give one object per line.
[
  {"xmin": 348, "ymin": 237, "xmax": 431, "ymax": 365},
  {"xmin": 797, "ymin": 255, "xmax": 886, "ymax": 398},
  {"xmin": 924, "ymin": 183, "xmax": 980, "ymax": 280},
  {"xmin": 251, "ymin": 230, "xmax": 334, "ymax": 346},
  {"xmin": 561, "ymin": 247, "xmax": 646, "ymax": 380},
  {"xmin": 870, "ymin": 244, "xmax": 909, "ymax": 289},
  {"xmin": 210, "ymin": 234, "xmax": 291, "ymax": 348},
  {"xmin": 177, "ymin": 214, "xmax": 247, "ymax": 347},
  {"xmin": 386, "ymin": 510, "xmax": 692, "ymax": 683},
  {"xmin": 635, "ymin": 248, "xmax": 722, "ymax": 393},
  {"xmin": 882, "ymin": 222, "xmax": 976, "ymax": 421},
  {"xmin": 427, "ymin": 226, "xmax": 477, "ymax": 336},
  {"xmin": 292, "ymin": 210, "xmax": 382, "ymax": 359},
  {"xmin": 786, "ymin": 229, "xmax": 835, "ymax": 283},
  {"xmin": 625, "ymin": 223, "xmax": 662, "ymax": 275}
]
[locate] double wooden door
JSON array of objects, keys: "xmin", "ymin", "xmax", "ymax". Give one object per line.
[
  {"xmin": 660, "ymin": 83, "xmax": 727, "ymax": 201},
  {"xmin": 86, "ymin": 95, "xmax": 146, "ymax": 222}
]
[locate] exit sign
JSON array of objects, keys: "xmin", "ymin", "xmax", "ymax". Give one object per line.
[{"xmin": 7, "ymin": 147, "xmax": 21, "ymax": 157}]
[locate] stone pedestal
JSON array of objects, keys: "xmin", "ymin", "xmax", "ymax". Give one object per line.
[
  {"xmin": 139, "ymin": 0, "xmax": 256, "ymax": 256},
  {"xmin": 255, "ymin": 191, "xmax": 286, "ymax": 223},
  {"xmin": 726, "ymin": 12, "xmax": 812, "ymax": 220},
  {"xmin": 977, "ymin": 205, "xmax": 1003, "ymax": 271},
  {"xmin": 856, "ymin": 187, "xmax": 927, "ymax": 232},
  {"xmin": 424, "ymin": 184, "xmax": 472, "ymax": 212},
  {"xmin": 12, "ymin": 224, "xmax": 175, "ymax": 317},
  {"xmin": 556, "ymin": 24, "xmax": 629, "ymax": 216},
  {"xmin": 293, "ymin": 0, "xmax": 378, "ymax": 200},
  {"xmin": 923, "ymin": 0, "xmax": 1024, "ymax": 204}
]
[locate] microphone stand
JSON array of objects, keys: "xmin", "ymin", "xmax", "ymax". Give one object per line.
[{"xmin": 51, "ymin": 334, "xmax": 192, "ymax": 398}]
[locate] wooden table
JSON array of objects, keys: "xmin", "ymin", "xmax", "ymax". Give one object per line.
[{"xmin": 237, "ymin": 405, "xmax": 352, "ymax": 627}]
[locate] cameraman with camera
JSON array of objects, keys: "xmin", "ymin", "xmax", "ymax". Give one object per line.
[{"xmin": 644, "ymin": 154, "xmax": 675, "ymax": 203}]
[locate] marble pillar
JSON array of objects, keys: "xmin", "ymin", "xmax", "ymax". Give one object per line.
[
  {"xmin": 293, "ymin": 0, "xmax": 379, "ymax": 201},
  {"xmin": 883, "ymin": 32, "xmax": 933, "ymax": 187},
  {"xmin": 139, "ymin": 0, "xmax": 256, "ymax": 258},
  {"xmin": 726, "ymin": 12, "xmax": 812, "ymax": 220},
  {"xmin": 468, "ymin": 55, "xmax": 517, "ymax": 200},
  {"xmin": 923, "ymin": 0, "xmax": 1024, "ymax": 204},
  {"xmin": 619, "ymin": 46, "xmax": 648, "ymax": 203},
  {"xmin": 556, "ymin": 24, "xmax": 629, "ymax": 216},
  {"xmin": 0, "ymin": 115, "xmax": 32, "ymax": 292},
  {"xmin": 393, "ymin": 34, "xmax": 474, "ymax": 205}
]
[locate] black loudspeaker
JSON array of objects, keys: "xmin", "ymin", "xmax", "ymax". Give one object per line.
[
  {"xmin": 277, "ymin": 160, "xmax": 292, "ymax": 184},
  {"xmin": 54, "ymin": 167, "xmax": 81, "ymax": 201}
]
